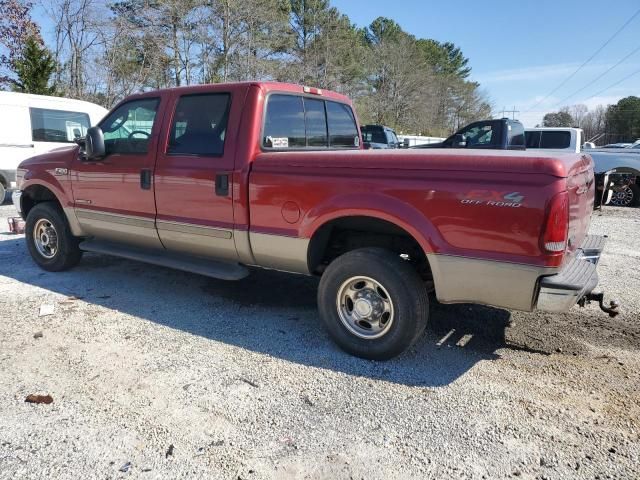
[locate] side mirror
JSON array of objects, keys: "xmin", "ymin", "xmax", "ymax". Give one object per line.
[
  {"xmin": 84, "ymin": 126, "xmax": 105, "ymax": 160},
  {"xmin": 452, "ymin": 134, "xmax": 466, "ymax": 148}
]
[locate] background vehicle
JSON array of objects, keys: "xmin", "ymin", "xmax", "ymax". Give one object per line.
[
  {"xmin": 0, "ymin": 92, "xmax": 107, "ymax": 202},
  {"xmin": 589, "ymin": 150, "xmax": 640, "ymax": 208},
  {"xmin": 360, "ymin": 124, "xmax": 400, "ymax": 149},
  {"xmin": 525, "ymin": 127, "xmax": 583, "ymax": 153},
  {"xmin": 14, "ymin": 82, "xmax": 612, "ymax": 360},
  {"xmin": 413, "ymin": 118, "xmax": 526, "ymax": 150}
]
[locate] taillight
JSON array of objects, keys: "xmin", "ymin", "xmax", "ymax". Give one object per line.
[{"xmin": 542, "ymin": 191, "xmax": 569, "ymax": 254}]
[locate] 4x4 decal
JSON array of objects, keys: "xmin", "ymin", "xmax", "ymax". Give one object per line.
[{"xmin": 460, "ymin": 190, "xmax": 525, "ymax": 207}]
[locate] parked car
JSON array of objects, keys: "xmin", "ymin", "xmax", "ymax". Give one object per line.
[
  {"xmin": 589, "ymin": 150, "xmax": 640, "ymax": 207},
  {"xmin": 14, "ymin": 82, "xmax": 616, "ymax": 359},
  {"xmin": 360, "ymin": 124, "xmax": 400, "ymax": 149},
  {"xmin": 0, "ymin": 92, "xmax": 107, "ymax": 203},
  {"xmin": 413, "ymin": 118, "xmax": 526, "ymax": 150},
  {"xmin": 525, "ymin": 127, "xmax": 583, "ymax": 153}
]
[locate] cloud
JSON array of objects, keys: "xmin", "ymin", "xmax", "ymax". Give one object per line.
[{"xmin": 474, "ymin": 63, "xmax": 586, "ymax": 84}]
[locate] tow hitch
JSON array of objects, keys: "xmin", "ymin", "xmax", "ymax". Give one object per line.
[{"xmin": 579, "ymin": 292, "xmax": 621, "ymax": 317}]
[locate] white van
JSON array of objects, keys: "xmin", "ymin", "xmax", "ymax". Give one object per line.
[{"xmin": 0, "ymin": 92, "xmax": 108, "ymax": 201}]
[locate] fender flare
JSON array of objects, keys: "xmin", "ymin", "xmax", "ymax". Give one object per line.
[{"xmin": 300, "ymin": 192, "xmax": 446, "ymax": 257}]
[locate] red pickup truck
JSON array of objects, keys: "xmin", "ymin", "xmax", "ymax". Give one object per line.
[{"xmin": 13, "ymin": 82, "xmax": 617, "ymax": 359}]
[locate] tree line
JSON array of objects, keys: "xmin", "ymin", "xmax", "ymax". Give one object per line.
[
  {"xmin": 0, "ymin": 0, "xmax": 491, "ymax": 136},
  {"xmin": 541, "ymin": 96, "xmax": 640, "ymax": 144}
]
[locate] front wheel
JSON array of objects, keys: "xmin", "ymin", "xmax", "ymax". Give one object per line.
[
  {"xmin": 25, "ymin": 202, "xmax": 82, "ymax": 271},
  {"xmin": 317, "ymin": 248, "xmax": 429, "ymax": 360}
]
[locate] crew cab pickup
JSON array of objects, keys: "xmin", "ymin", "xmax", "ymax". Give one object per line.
[{"xmin": 14, "ymin": 82, "xmax": 617, "ymax": 359}]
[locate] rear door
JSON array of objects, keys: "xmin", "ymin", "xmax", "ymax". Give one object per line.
[
  {"xmin": 0, "ymin": 105, "xmax": 33, "ymax": 182},
  {"xmin": 70, "ymin": 96, "xmax": 164, "ymax": 248},
  {"xmin": 153, "ymin": 87, "xmax": 243, "ymax": 261}
]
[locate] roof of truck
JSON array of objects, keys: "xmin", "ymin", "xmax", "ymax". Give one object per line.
[{"xmin": 123, "ymin": 81, "xmax": 353, "ymax": 104}]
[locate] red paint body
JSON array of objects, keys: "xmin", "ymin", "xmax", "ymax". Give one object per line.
[{"xmin": 19, "ymin": 82, "xmax": 595, "ymax": 269}]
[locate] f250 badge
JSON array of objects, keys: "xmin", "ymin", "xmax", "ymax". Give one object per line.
[{"xmin": 460, "ymin": 190, "xmax": 525, "ymax": 208}]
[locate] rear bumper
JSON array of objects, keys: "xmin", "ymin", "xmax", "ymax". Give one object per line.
[{"xmin": 536, "ymin": 235, "xmax": 606, "ymax": 312}]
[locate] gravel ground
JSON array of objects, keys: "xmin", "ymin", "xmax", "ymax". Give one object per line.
[{"xmin": 0, "ymin": 203, "xmax": 638, "ymax": 480}]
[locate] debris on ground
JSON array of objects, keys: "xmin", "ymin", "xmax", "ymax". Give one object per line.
[
  {"xmin": 165, "ymin": 444, "xmax": 174, "ymax": 458},
  {"xmin": 38, "ymin": 304, "xmax": 55, "ymax": 317},
  {"xmin": 33, "ymin": 331, "xmax": 43, "ymax": 339},
  {"xmin": 24, "ymin": 394, "xmax": 53, "ymax": 404},
  {"xmin": 119, "ymin": 462, "xmax": 132, "ymax": 473}
]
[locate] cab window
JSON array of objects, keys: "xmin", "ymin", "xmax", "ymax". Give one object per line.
[
  {"xmin": 101, "ymin": 98, "xmax": 159, "ymax": 155},
  {"xmin": 263, "ymin": 94, "xmax": 359, "ymax": 149},
  {"xmin": 463, "ymin": 124, "xmax": 494, "ymax": 146},
  {"xmin": 168, "ymin": 93, "xmax": 230, "ymax": 156}
]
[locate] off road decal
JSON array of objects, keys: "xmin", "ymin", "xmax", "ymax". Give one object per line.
[{"xmin": 460, "ymin": 190, "xmax": 525, "ymax": 208}]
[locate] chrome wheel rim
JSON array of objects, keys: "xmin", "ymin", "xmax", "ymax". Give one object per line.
[
  {"xmin": 33, "ymin": 218, "xmax": 58, "ymax": 259},
  {"xmin": 609, "ymin": 186, "xmax": 634, "ymax": 207},
  {"xmin": 336, "ymin": 276, "xmax": 395, "ymax": 339}
]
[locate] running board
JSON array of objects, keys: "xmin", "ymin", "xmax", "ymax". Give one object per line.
[{"xmin": 79, "ymin": 239, "xmax": 249, "ymax": 281}]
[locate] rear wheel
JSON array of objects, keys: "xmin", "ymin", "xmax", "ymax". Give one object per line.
[
  {"xmin": 25, "ymin": 202, "xmax": 82, "ymax": 271},
  {"xmin": 0, "ymin": 182, "xmax": 6, "ymax": 204},
  {"xmin": 318, "ymin": 247, "xmax": 429, "ymax": 360}
]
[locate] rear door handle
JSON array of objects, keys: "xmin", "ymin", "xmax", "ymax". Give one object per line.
[
  {"xmin": 140, "ymin": 169, "xmax": 152, "ymax": 190},
  {"xmin": 215, "ymin": 173, "xmax": 229, "ymax": 196}
]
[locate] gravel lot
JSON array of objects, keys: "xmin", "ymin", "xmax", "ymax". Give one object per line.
[{"xmin": 0, "ymin": 202, "xmax": 638, "ymax": 479}]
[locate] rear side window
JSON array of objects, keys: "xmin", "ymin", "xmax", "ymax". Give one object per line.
[
  {"xmin": 168, "ymin": 93, "xmax": 231, "ymax": 156},
  {"xmin": 263, "ymin": 94, "xmax": 358, "ymax": 149},
  {"xmin": 304, "ymin": 98, "xmax": 328, "ymax": 147},
  {"xmin": 326, "ymin": 101, "xmax": 358, "ymax": 147},
  {"xmin": 30, "ymin": 108, "xmax": 90, "ymax": 143},
  {"xmin": 540, "ymin": 131, "xmax": 571, "ymax": 149},
  {"xmin": 263, "ymin": 95, "xmax": 305, "ymax": 148},
  {"xmin": 525, "ymin": 131, "xmax": 541, "ymax": 148}
]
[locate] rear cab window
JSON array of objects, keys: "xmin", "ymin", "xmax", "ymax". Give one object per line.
[
  {"xmin": 30, "ymin": 108, "xmax": 90, "ymax": 143},
  {"xmin": 263, "ymin": 94, "xmax": 359, "ymax": 150},
  {"xmin": 540, "ymin": 131, "xmax": 571, "ymax": 149}
]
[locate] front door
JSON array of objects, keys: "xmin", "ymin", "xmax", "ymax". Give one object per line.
[
  {"xmin": 70, "ymin": 96, "xmax": 164, "ymax": 248},
  {"xmin": 153, "ymin": 90, "xmax": 239, "ymax": 261}
]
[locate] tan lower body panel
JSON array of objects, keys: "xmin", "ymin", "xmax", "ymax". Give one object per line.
[
  {"xmin": 75, "ymin": 208, "xmax": 163, "ymax": 249},
  {"xmin": 427, "ymin": 254, "xmax": 557, "ymax": 311},
  {"xmin": 157, "ymin": 220, "xmax": 237, "ymax": 262},
  {"xmin": 249, "ymin": 232, "xmax": 310, "ymax": 274}
]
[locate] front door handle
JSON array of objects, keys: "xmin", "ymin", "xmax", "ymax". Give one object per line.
[
  {"xmin": 140, "ymin": 169, "xmax": 152, "ymax": 190},
  {"xmin": 215, "ymin": 173, "xmax": 229, "ymax": 196}
]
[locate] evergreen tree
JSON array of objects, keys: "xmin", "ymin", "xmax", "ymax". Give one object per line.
[{"xmin": 12, "ymin": 35, "xmax": 56, "ymax": 94}]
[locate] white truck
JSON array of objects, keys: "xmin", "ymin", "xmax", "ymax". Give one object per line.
[
  {"xmin": 0, "ymin": 92, "xmax": 107, "ymax": 202},
  {"xmin": 524, "ymin": 127, "xmax": 584, "ymax": 153}
]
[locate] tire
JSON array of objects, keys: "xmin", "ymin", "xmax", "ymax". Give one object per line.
[
  {"xmin": 0, "ymin": 182, "xmax": 6, "ymax": 205},
  {"xmin": 317, "ymin": 247, "xmax": 429, "ymax": 360},
  {"xmin": 630, "ymin": 184, "xmax": 640, "ymax": 207},
  {"xmin": 607, "ymin": 183, "xmax": 640, "ymax": 207},
  {"xmin": 25, "ymin": 202, "xmax": 82, "ymax": 271}
]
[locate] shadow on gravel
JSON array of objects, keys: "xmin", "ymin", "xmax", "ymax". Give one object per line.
[{"xmin": 1, "ymin": 236, "xmax": 550, "ymax": 387}]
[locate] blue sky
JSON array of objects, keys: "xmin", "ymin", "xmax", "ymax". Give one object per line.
[{"xmin": 333, "ymin": 0, "xmax": 640, "ymax": 126}]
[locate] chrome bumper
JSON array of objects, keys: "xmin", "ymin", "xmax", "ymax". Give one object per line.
[
  {"xmin": 12, "ymin": 190, "xmax": 22, "ymax": 215},
  {"xmin": 536, "ymin": 235, "xmax": 605, "ymax": 313}
]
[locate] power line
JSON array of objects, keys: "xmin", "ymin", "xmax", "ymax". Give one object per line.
[
  {"xmin": 525, "ymin": 8, "xmax": 640, "ymax": 112},
  {"xmin": 581, "ymin": 67, "xmax": 640, "ymax": 102},
  {"xmin": 553, "ymin": 44, "xmax": 640, "ymax": 107}
]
